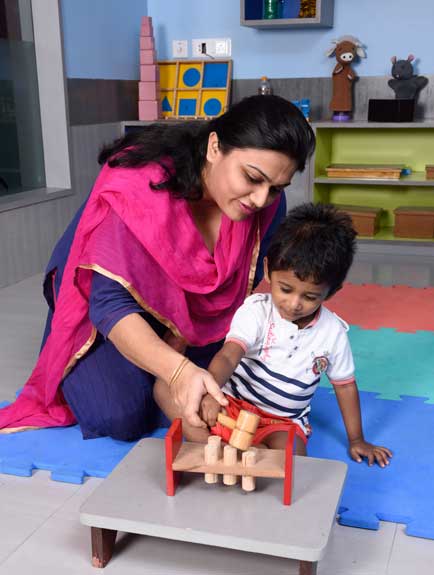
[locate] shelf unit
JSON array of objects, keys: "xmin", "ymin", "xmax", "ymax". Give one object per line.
[
  {"xmin": 240, "ymin": 0, "xmax": 334, "ymax": 29},
  {"xmin": 310, "ymin": 121, "xmax": 434, "ymax": 246}
]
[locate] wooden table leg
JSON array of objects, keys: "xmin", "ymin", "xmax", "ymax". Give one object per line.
[
  {"xmin": 91, "ymin": 526, "xmax": 117, "ymax": 568},
  {"xmin": 299, "ymin": 560, "xmax": 318, "ymax": 575}
]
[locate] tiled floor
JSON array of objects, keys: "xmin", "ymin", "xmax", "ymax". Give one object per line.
[{"xmin": 1, "ymin": 269, "xmax": 434, "ymax": 573}]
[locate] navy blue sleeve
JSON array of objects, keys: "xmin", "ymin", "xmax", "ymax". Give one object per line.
[
  {"xmin": 89, "ymin": 272, "xmax": 143, "ymax": 338},
  {"xmin": 253, "ymin": 192, "xmax": 287, "ymax": 288}
]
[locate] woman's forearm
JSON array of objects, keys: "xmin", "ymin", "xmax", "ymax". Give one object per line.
[{"xmin": 107, "ymin": 313, "xmax": 185, "ymax": 383}]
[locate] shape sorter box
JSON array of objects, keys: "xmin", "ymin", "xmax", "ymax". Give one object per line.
[
  {"xmin": 139, "ymin": 82, "xmax": 160, "ymax": 101},
  {"xmin": 158, "ymin": 59, "xmax": 232, "ymax": 119}
]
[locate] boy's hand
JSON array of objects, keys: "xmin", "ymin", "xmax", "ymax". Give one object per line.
[
  {"xmin": 349, "ymin": 439, "xmax": 393, "ymax": 468},
  {"xmin": 200, "ymin": 393, "xmax": 222, "ymax": 428}
]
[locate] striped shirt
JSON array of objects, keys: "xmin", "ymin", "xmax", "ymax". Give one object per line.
[{"xmin": 222, "ymin": 293, "xmax": 355, "ymax": 421}]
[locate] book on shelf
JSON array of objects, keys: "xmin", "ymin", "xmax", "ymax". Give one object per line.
[{"xmin": 325, "ymin": 164, "xmax": 405, "ymax": 180}]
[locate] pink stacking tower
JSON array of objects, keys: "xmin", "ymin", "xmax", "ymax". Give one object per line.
[{"xmin": 138, "ymin": 16, "xmax": 161, "ymax": 121}]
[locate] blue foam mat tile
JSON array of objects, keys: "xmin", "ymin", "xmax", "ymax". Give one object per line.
[
  {"xmin": 0, "ymin": 423, "xmax": 168, "ymax": 484},
  {"xmin": 309, "ymin": 387, "xmax": 434, "ymax": 539},
  {"xmin": 51, "ymin": 467, "xmax": 86, "ymax": 484},
  {"xmin": 406, "ymin": 519, "xmax": 434, "ymax": 540},
  {"xmin": 338, "ymin": 508, "xmax": 380, "ymax": 531},
  {"xmin": 0, "ymin": 460, "xmax": 35, "ymax": 477}
]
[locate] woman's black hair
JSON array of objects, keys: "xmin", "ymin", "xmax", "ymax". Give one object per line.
[
  {"xmin": 98, "ymin": 95, "xmax": 315, "ymax": 200},
  {"xmin": 266, "ymin": 203, "xmax": 357, "ymax": 296}
]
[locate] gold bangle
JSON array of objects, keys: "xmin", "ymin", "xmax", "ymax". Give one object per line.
[{"xmin": 169, "ymin": 357, "xmax": 190, "ymax": 387}]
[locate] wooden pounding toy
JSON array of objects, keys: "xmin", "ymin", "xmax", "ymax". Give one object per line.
[
  {"xmin": 165, "ymin": 419, "xmax": 297, "ymax": 505},
  {"xmin": 217, "ymin": 410, "xmax": 260, "ymax": 451}
]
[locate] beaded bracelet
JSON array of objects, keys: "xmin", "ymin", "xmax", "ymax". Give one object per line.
[{"xmin": 169, "ymin": 357, "xmax": 190, "ymax": 387}]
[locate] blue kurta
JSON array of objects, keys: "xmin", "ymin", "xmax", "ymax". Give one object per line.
[{"xmin": 42, "ymin": 194, "xmax": 287, "ymax": 441}]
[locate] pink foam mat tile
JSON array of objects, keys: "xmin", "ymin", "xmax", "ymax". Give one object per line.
[
  {"xmin": 255, "ymin": 281, "xmax": 434, "ymax": 333},
  {"xmin": 326, "ymin": 284, "xmax": 434, "ymax": 333}
]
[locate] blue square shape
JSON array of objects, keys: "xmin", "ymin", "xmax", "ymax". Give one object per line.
[
  {"xmin": 178, "ymin": 98, "xmax": 197, "ymax": 116},
  {"xmin": 203, "ymin": 63, "xmax": 228, "ymax": 88}
]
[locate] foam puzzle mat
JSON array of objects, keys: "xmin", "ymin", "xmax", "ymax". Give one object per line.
[
  {"xmin": 323, "ymin": 326, "xmax": 434, "ymax": 402},
  {"xmin": 255, "ymin": 281, "xmax": 434, "ymax": 333},
  {"xmin": 0, "ymin": 408, "xmax": 166, "ymax": 484},
  {"xmin": 325, "ymin": 283, "xmax": 434, "ymax": 333},
  {"xmin": 1, "ymin": 303, "xmax": 434, "ymax": 538},
  {"xmin": 309, "ymin": 387, "xmax": 434, "ymax": 540}
]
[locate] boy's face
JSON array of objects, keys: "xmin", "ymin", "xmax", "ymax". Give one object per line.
[{"xmin": 264, "ymin": 259, "xmax": 330, "ymax": 328}]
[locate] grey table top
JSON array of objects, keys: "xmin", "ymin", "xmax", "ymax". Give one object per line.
[{"xmin": 80, "ymin": 438, "xmax": 347, "ymax": 562}]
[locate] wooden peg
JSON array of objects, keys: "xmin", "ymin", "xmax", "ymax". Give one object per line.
[
  {"xmin": 241, "ymin": 448, "xmax": 257, "ymax": 492},
  {"xmin": 204, "ymin": 441, "xmax": 219, "ymax": 484},
  {"xmin": 223, "ymin": 445, "xmax": 237, "ymax": 486},
  {"xmin": 207, "ymin": 435, "xmax": 222, "ymax": 458}
]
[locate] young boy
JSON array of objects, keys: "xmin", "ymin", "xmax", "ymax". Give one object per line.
[{"xmin": 200, "ymin": 202, "xmax": 392, "ymax": 467}]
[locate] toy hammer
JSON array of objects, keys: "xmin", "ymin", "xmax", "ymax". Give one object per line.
[{"xmin": 217, "ymin": 410, "xmax": 260, "ymax": 451}]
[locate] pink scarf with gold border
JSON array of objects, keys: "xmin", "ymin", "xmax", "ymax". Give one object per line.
[{"xmin": 0, "ymin": 163, "xmax": 280, "ymax": 431}]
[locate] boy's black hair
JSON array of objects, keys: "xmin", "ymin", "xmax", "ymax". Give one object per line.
[{"xmin": 266, "ymin": 202, "xmax": 357, "ymax": 296}]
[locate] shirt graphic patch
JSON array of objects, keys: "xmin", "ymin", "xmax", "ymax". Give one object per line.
[{"xmin": 312, "ymin": 355, "xmax": 329, "ymax": 375}]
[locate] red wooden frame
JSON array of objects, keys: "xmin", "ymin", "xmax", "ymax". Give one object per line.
[
  {"xmin": 283, "ymin": 425, "xmax": 297, "ymax": 505},
  {"xmin": 165, "ymin": 418, "xmax": 183, "ymax": 495}
]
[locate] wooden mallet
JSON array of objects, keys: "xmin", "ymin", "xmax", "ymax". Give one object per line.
[{"xmin": 217, "ymin": 410, "xmax": 260, "ymax": 451}]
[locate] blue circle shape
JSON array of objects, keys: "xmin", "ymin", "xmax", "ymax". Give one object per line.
[
  {"xmin": 204, "ymin": 98, "xmax": 222, "ymax": 116},
  {"xmin": 183, "ymin": 68, "xmax": 200, "ymax": 87}
]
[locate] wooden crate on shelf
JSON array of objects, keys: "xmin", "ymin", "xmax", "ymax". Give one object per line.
[
  {"xmin": 325, "ymin": 164, "xmax": 403, "ymax": 180},
  {"xmin": 425, "ymin": 165, "xmax": 434, "ymax": 179},
  {"xmin": 394, "ymin": 206, "xmax": 434, "ymax": 239},
  {"xmin": 335, "ymin": 204, "xmax": 383, "ymax": 237}
]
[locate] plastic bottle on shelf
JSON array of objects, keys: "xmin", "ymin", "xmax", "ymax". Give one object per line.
[
  {"xmin": 263, "ymin": 0, "xmax": 279, "ymax": 20},
  {"xmin": 258, "ymin": 76, "xmax": 272, "ymax": 96}
]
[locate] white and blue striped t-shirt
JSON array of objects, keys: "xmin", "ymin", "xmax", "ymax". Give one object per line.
[{"xmin": 222, "ymin": 293, "xmax": 355, "ymax": 422}]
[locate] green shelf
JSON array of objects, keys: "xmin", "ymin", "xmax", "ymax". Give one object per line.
[{"xmin": 311, "ymin": 124, "xmax": 434, "ymax": 244}]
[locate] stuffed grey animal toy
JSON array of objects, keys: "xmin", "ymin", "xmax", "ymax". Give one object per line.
[{"xmin": 388, "ymin": 55, "xmax": 428, "ymax": 99}]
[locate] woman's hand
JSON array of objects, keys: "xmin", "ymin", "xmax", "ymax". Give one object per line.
[
  {"xmin": 349, "ymin": 439, "xmax": 393, "ymax": 468},
  {"xmin": 170, "ymin": 361, "xmax": 228, "ymax": 428}
]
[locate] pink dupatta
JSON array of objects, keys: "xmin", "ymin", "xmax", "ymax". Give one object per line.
[{"xmin": 0, "ymin": 162, "xmax": 280, "ymax": 431}]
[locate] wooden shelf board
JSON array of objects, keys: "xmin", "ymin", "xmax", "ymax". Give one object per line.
[{"xmin": 315, "ymin": 172, "xmax": 434, "ymax": 187}]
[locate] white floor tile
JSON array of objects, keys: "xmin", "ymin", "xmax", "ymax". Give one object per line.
[
  {"xmin": 387, "ymin": 524, "xmax": 434, "ymax": 574},
  {"xmin": 0, "ymin": 274, "xmax": 45, "ymax": 401},
  {"xmin": 0, "ymin": 513, "xmax": 299, "ymax": 575},
  {"xmin": 319, "ymin": 521, "xmax": 396, "ymax": 575},
  {"xmin": 0, "ymin": 471, "xmax": 79, "ymax": 564}
]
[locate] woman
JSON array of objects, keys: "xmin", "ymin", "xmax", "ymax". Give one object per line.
[{"xmin": 0, "ymin": 95, "xmax": 315, "ymax": 440}]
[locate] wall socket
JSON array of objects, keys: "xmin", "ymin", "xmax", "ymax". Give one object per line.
[
  {"xmin": 191, "ymin": 37, "xmax": 231, "ymax": 58},
  {"xmin": 172, "ymin": 40, "xmax": 188, "ymax": 58}
]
